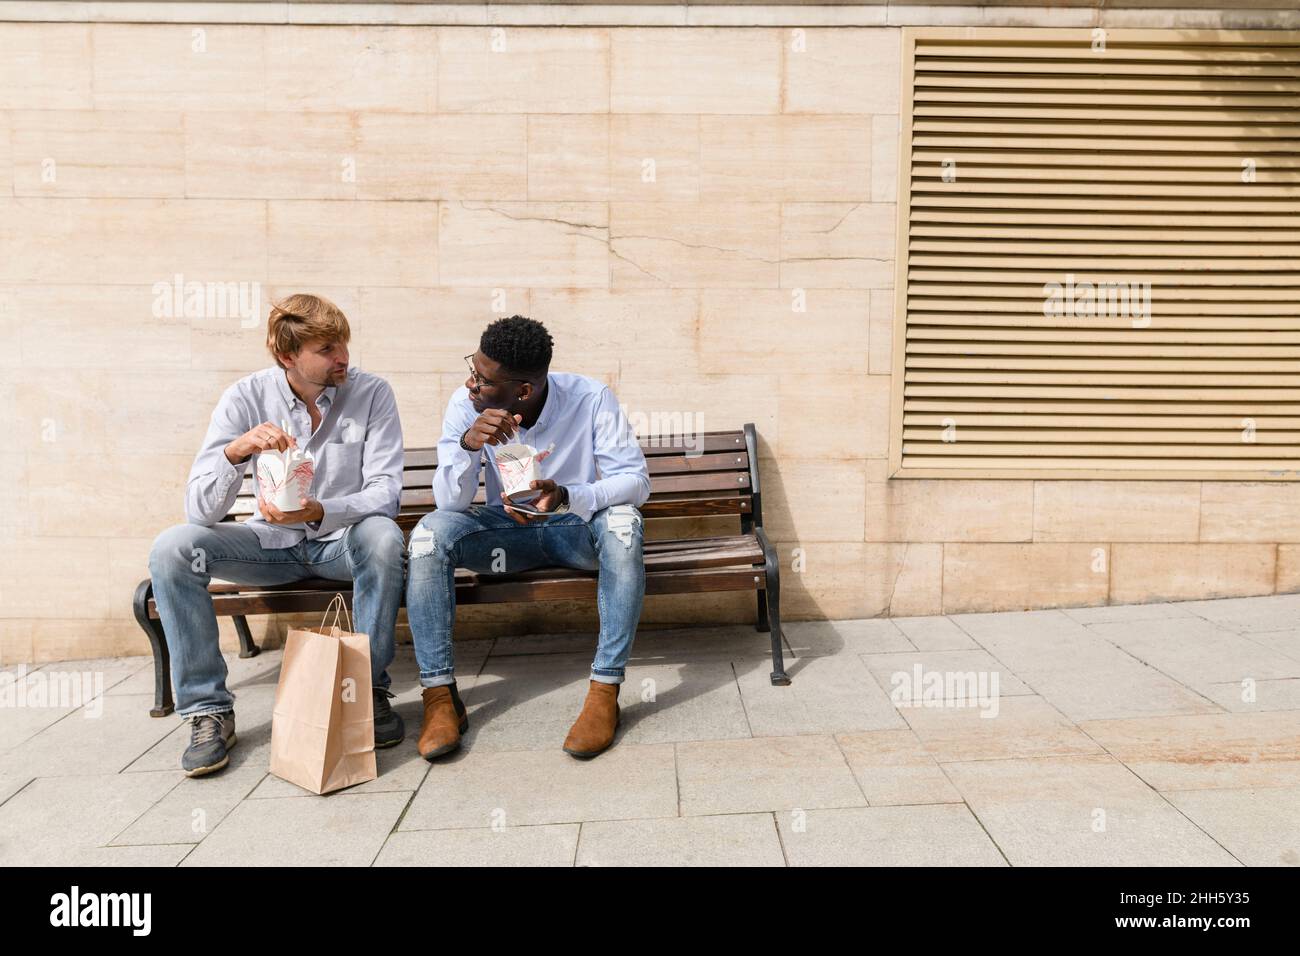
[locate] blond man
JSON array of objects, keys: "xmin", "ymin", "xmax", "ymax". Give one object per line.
[{"xmin": 148, "ymin": 295, "xmax": 406, "ymax": 777}]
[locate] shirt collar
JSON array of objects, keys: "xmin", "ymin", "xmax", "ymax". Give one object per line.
[
  {"xmin": 528, "ymin": 374, "xmax": 555, "ymax": 432},
  {"xmin": 276, "ymin": 367, "xmax": 339, "ymax": 409}
]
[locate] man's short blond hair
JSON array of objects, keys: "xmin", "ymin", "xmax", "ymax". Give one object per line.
[{"xmin": 266, "ymin": 294, "xmax": 351, "ymax": 369}]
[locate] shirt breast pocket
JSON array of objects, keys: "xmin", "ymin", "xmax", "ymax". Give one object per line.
[{"xmin": 318, "ymin": 440, "xmax": 364, "ymax": 489}]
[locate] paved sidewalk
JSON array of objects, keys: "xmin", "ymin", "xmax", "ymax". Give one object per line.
[{"xmin": 2, "ymin": 595, "xmax": 1299, "ymax": 866}]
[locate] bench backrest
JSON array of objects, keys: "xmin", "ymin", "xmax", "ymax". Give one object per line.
[{"xmin": 224, "ymin": 424, "xmax": 764, "ymax": 533}]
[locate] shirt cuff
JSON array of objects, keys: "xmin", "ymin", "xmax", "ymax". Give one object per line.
[
  {"xmin": 564, "ymin": 483, "xmax": 596, "ymax": 523},
  {"xmin": 315, "ymin": 498, "xmax": 348, "ymax": 536}
]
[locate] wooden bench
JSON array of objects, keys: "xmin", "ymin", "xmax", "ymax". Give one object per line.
[{"xmin": 133, "ymin": 423, "xmax": 789, "ymax": 717}]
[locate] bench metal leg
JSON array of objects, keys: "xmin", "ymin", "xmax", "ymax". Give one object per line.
[
  {"xmin": 233, "ymin": 615, "xmax": 260, "ymax": 658},
  {"xmin": 754, "ymin": 528, "xmax": 790, "ymax": 686},
  {"xmin": 132, "ymin": 579, "xmax": 175, "ymax": 717},
  {"xmin": 756, "ymin": 589, "xmax": 771, "ymax": 632}
]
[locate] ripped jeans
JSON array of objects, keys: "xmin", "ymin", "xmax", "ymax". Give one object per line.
[{"xmin": 405, "ymin": 504, "xmax": 646, "ymax": 687}]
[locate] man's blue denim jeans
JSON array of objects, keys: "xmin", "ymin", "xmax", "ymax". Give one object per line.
[
  {"xmin": 405, "ymin": 504, "xmax": 645, "ymax": 687},
  {"xmin": 147, "ymin": 515, "xmax": 405, "ymax": 718}
]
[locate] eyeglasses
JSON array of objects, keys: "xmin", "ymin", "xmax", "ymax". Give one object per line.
[{"xmin": 464, "ymin": 354, "xmax": 529, "ymax": 391}]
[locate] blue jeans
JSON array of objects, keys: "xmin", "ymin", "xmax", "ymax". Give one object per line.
[
  {"xmin": 148, "ymin": 515, "xmax": 405, "ymax": 718},
  {"xmin": 406, "ymin": 504, "xmax": 645, "ymax": 687}
]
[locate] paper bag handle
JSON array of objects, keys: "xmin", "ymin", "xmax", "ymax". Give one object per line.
[{"xmin": 320, "ymin": 593, "xmax": 353, "ymax": 633}]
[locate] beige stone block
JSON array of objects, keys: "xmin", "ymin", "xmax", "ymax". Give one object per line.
[
  {"xmin": 761, "ymin": 459, "xmax": 865, "ymax": 543},
  {"xmin": 866, "ymin": 467, "xmax": 1034, "ymax": 542},
  {"xmin": 871, "ymin": 113, "xmax": 899, "ymax": 203},
  {"xmin": 699, "ymin": 288, "xmax": 868, "ymax": 376},
  {"xmin": 266, "ymin": 25, "xmax": 437, "ymax": 112},
  {"xmin": 1201, "ymin": 482, "xmax": 1300, "ymax": 543},
  {"xmin": 355, "ymin": 113, "xmax": 527, "ymax": 201},
  {"xmin": 527, "ymin": 115, "xmax": 609, "ymax": 202},
  {"xmin": 188, "ymin": 282, "xmax": 355, "ymax": 373},
  {"xmin": 781, "ymin": 541, "xmax": 942, "ymax": 621},
  {"xmin": 93, "ymin": 24, "xmax": 267, "ymax": 111},
  {"xmin": 0, "ymin": 24, "xmax": 92, "ymax": 110},
  {"xmin": 609, "ymin": 115, "xmax": 700, "ymax": 202},
  {"xmin": 0, "ymin": 115, "xmax": 10, "ymax": 197},
  {"xmin": 0, "ymin": 197, "xmax": 267, "ymax": 286},
  {"xmin": 611, "ymin": 202, "xmax": 779, "ymax": 289},
  {"xmin": 783, "ymin": 28, "xmax": 900, "ymax": 115},
  {"xmin": 1110, "ymin": 544, "xmax": 1275, "ymax": 605},
  {"xmin": 9, "ymin": 285, "xmax": 191, "ymax": 369},
  {"xmin": 351, "ymin": 286, "xmax": 529, "ymax": 375},
  {"xmin": 1033, "ymin": 481, "xmax": 1201, "ymax": 543},
  {"xmin": 614, "ymin": 373, "xmax": 776, "ymax": 451},
  {"xmin": 528, "ymin": 289, "xmax": 699, "ymax": 371},
  {"xmin": 186, "ymin": 111, "xmax": 357, "ymax": 200},
  {"xmin": 438, "ymin": 201, "xmax": 608, "ymax": 288},
  {"xmin": 699, "ymin": 115, "xmax": 870, "ymax": 203},
  {"xmin": 10, "ymin": 111, "xmax": 184, "ymax": 198},
  {"xmin": 438, "ymin": 27, "xmax": 608, "ymax": 113},
  {"xmin": 942, "ymin": 543, "xmax": 1109, "ymax": 614},
  {"xmin": 777, "ymin": 373, "xmax": 887, "ymax": 460},
  {"xmin": 31, "ymin": 619, "xmax": 155, "ymax": 662},
  {"xmin": 268, "ymin": 199, "xmax": 436, "ymax": 287},
  {"xmin": 780, "ymin": 201, "xmax": 895, "ymax": 289},
  {"xmin": 868, "ymin": 287, "xmax": 894, "ymax": 375},
  {"xmin": 380, "ymin": 371, "xmax": 444, "ymax": 450},
  {"xmin": 611, "ymin": 28, "xmax": 780, "ymax": 114},
  {"xmin": 0, "ymin": 622, "xmax": 35, "ymax": 667},
  {"xmin": 0, "ymin": 537, "xmax": 115, "ymax": 619},
  {"xmin": 1277, "ymin": 545, "xmax": 1300, "ymax": 594},
  {"xmin": 14, "ymin": 368, "xmax": 228, "ymax": 458},
  {"xmin": 24, "ymin": 451, "xmax": 191, "ymax": 539}
]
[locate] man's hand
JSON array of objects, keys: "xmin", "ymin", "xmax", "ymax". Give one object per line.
[
  {"xmin": 502, "ymin": 480, "xmax": 567, "ymax": 524},
  {"xmin": 226, "ymin": 422, "xmax": 297, "ymax": 465},
  {"xmin": 462, "ymin": 410, "xmax": 523, "ymax": 451},
  {"xmin": 259, "ymin": 495, "xmax": 325, "ymax": 525}
]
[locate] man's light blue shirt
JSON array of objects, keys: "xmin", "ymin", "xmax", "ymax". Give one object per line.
[
  {"xmin": 432, "ymin": 372, "xmax": 650, "ymax": 523},
  {"xmin": 183, "ymin": 365, "xmax": 404, "ymax": 549}
]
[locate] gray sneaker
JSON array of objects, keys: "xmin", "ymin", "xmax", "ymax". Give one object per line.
[{"xmin": 182, "ymin": 712, "xmax": 237, "ymax": 777}]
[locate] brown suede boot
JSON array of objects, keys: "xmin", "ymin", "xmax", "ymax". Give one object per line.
[
  {"xmin": 418, "ymin": 683, "xmax": 468, "ymax": 761},
  {"xmin": 563, "ymin": 680, "xmax": 620, "ymax": 758}
]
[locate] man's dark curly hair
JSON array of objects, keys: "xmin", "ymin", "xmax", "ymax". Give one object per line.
[{"xmin": 480, "ymin": 315, "xmax": 553, "ymax": 381}]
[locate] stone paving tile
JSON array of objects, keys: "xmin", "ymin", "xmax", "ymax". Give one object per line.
[
  {"xmin": 0, "ymin": 771, "xmax": 182, "ymax": 865},
  {"xmin": 1164, "ymin": 786, "xmax": 1300, "ymax": 867},
  {"xmin": 676, "ymin": 735, "xmax": 867, "ymax": 817},
  {"xmin": 783, "ymin": 618, "xmax": 916, "ymax": 656},
  {"xmin": 0, "ymin": 774, "xmax": 33, "ymax": 807},
  {"xmin": 1004, "ymin": 657, "xmax": 1221, "ymax": 723},
  {"xmin": 1237, "ymin": 628, "xmax": 1300, "ymax": 665},
  {"xmin": 181, "ymin": 791, "xmax": 412, "ymax": 866},
  {"xmin": 462, "ymin": 655, "xmax": 749, "ymax": 752},
  {"xmin": 576, "ymin": 813, "xmax": 786, "ymax": 867},
  {"xmin": 1181, "ymin": 593, "xmax": 1300, "ymax": 634},
  {"xmin": 1201, "ymin": 679, "xmax": 1300, "ymax": 713},
  {"xmin": 1087, "ymin": 617, "xmax": 1300, "ymax": 689},
  {"xmin": 835, "ymin": 729, "xmax": 963, "ymax": 806},
  {"xmin": 3, "ymin": 693, "xmax": 186, "ymax": 779},
  {"xmin": 943, "ymin": 755, "xmax": 1241, "ymax": 867},
  {"xmin": 109, "ymin": 766, "xmax": 266, "ymax": 846},
  {"xmin": 1080, "ymin": 712, "xmax": 1300, "ymax": 792},
  {"xmin": 777, "ymin": 805, "xmax": 1007, "ymax": 867},
  {"xmin": 735, "ymin": 653, "xmax": 906, "ymax": 737},
  {"xmin": 900, "ymin": 695, "xmax": 1103, "ymax": 763},
  {"xmin": 400, "ymin": 743, "xmax": 678, "ymax": 830},
  {"xmin": 1063, "ymin": 603, "xmax": 1197, "ymax": 625},
  {"xmin": 951, "ymin": 611, "xmax": 1219, "ymax": 721},
  {"xmin": 861, "ymin": 649, "xmax": 1035, "ymax": 698},
  {"xmin": 2, "ymin": 657, "xmax": 154, "ymax": 751},
  {"xmin": 125, "ymin": 684, "xmax": 279, "ymax": 775},
  {"xmin": 892, "ymin": 615, "xmax": 979, "ymax": 650},
  {"xmin": 375, "ymin": 824, "xmax": 580, "ymax": 866}
]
